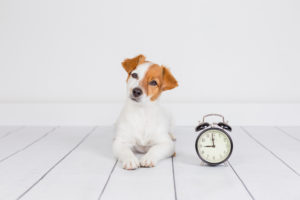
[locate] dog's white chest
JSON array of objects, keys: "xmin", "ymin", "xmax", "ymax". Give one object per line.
[
  {"xmin": 116, "ymin": 101, "xmax": 171, "ymax": 148},
  {"xmin": 131, "ymin": 110, "xmax": 157, "ymax": 143}
]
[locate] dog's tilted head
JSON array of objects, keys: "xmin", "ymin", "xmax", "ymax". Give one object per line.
[{"xmin": 122, "ymin": 54, "xmax": 178, "ymax": 103}]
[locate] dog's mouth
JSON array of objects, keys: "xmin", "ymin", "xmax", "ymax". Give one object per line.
[{"xmin": 130, "ymin": 96, "xmax": 140, "ymax": 102}]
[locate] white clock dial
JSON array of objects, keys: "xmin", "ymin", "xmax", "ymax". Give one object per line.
[{"xmin": 196, "ymin": 129, "xmax": 232, "ymax": 164}]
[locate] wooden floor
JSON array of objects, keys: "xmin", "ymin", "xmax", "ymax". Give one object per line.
[{"xmin": 0, "ymin": 126, "xmax": 299, "ymax": 200}]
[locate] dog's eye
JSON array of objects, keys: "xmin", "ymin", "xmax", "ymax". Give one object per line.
[
  {"xmin": 131, "ymin": 73, "xmax": 138, "ymax": 79},
  {"xmin": 149, "ymin": 80, "xmax": 157, "ymax": 86}
]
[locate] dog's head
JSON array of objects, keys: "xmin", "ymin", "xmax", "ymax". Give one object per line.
[{"xmin": 122, "ymin": 54, "xmax": 178, "ymax": 104}]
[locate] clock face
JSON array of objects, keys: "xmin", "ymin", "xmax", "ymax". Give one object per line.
[{"xmin": 196, "ymin": 128, "xmax": 233, "ymax": 165}]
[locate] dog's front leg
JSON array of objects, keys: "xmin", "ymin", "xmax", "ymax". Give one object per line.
[
  {"xmin": 140, "ymin": 140, "xmax": 175, "ymax": 167},
  {"xmin": 113, "ymin": 139, "xmax": 139, "ymax": 170}
]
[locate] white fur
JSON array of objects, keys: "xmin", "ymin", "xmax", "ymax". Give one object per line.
[
  {"xmin": 126, "ymin": 62, "xmax": 152, "ymax": 103},
  {"xmin": 113, "ymin": 63, "xmax": 175, "ymax": 170}
]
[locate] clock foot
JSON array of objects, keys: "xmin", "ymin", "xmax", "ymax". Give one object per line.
[{"xmin": 199, "ymin": 161, "xmax": 229, "ymax": 167}]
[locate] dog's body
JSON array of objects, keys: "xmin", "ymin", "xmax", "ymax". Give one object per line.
[{"xmin": 113, "ymin": 55, "xmax": 178, "ymax": 170}]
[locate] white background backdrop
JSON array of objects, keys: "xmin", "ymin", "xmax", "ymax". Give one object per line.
[{"xmin": 0, "ymin": 0, "xmax": 300, "ymax": 125}]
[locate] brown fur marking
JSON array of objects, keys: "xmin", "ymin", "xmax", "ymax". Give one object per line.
[
  {"xmin": 162, "ymin": 66, "xmax": 178, "ymax": 91},
  {"xmin": 140, "ymin": 64, "xmax": 178, "ymax": 101},
  {"xmin": 122, "ymin": 54, "xmax": 146, "ymax": 74}
]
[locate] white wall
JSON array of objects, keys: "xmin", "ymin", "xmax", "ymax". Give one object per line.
[{"xmin": 0, "ymin": 0, "xmax": 300, "ymax": 125}]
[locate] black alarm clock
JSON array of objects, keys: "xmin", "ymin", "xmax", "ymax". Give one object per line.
[{"xmin": 195, "ymin": 114, "xmax": 233, "ymax": 166}]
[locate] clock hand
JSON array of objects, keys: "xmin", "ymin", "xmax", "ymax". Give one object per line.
[
  {"xmin": 204, "ymin": 145, "xmax": 214, "ymax": 147},
  {"xmin": 212, "ymin": 133, "xmax": 215, "ymax": 148}
]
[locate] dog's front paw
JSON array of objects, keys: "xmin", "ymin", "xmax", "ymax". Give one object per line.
[
  {"xmin": 140, "ymin": 154, "xmax": 158, "ymax": 168},
  {"xmin": 122, "ymin": 156, "xmax": 140, "ymax": 170}
]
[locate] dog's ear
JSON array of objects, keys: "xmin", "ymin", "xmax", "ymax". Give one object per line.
[
  {"xmin": 122, "ymin": 54, "xmax": 146, "ymax": 74},
  {"xmin": 162, "ymin": 66, "xmax": 178, "ymax": 91}
]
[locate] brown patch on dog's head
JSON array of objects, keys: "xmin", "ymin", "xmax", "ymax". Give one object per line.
[
  {"xmin": 140, "ymin": 64, "xmax": 178, "ymax": 101},
  {"xmin": 122, "ymin": 54, "xmax": 146, "ymax": 74}
]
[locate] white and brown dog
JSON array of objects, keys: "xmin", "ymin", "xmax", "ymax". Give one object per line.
[{"xmin": 113, "ymin": 54, "xmax": 178, "ymax": 170}]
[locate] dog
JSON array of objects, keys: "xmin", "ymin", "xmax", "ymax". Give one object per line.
[{"xmin": 113, "ymin": 54, "xmax": 178, "ymax": 170}]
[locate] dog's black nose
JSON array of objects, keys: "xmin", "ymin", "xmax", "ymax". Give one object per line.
[{"xmin": 132, "ymin": 87, "xmax": 143, "ymax": 97}]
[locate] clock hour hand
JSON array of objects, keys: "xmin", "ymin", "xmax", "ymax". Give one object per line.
[{"xmin": 204, "ymin": 145, "xmax": 214, "ymax": 147}]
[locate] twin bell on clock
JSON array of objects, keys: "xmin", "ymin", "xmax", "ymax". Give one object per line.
[{"xmin": 195, "ymin": 114, "xmax": 233, "ymax": 166}]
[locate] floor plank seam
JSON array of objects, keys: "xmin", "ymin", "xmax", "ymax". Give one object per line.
[
  {"xmin": 16, "ymin": 126, "xmax": 98, "ymax": 200},
  {"xmin": 228, "ymin": 161, "xmax": 255, "ymax": 200},
  {"xmin": 275, "ymin": 127, "xmax": 300, "ymax": 143},
  {"xmin": 171, "ymin": 156, "xmax": 178, "ymax": 200},
  {"xmin": 0, "ymin": 126, "xmax": 25, "ymax": 140},
  {"xmin": 0, "ymin": 126, "xmax": 58, "ymax": 164},
  {"xmin": 98, "ymin": 159, "xmax": 118, "ymax": 200},
  {"xmin": 241, "ymin": 127, "xmax": 300, "ymax": 176}
]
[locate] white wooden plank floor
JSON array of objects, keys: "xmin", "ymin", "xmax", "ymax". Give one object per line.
[{"xmin": 0, "ymin": 126, "xmax": 299, "ymax": 200}]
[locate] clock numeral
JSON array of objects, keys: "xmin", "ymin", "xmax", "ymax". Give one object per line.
[{"xmin": 202, "ymin": 138, "xmax": 205, "ymax": 142}]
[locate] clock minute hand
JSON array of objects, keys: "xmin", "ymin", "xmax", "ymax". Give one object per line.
[
  {"xmin": 204, "ymin": 145, "xmax": 214, "ymax": 147},
  {"xmin": 212, "ymin": 133, "xmax": 215, "ymax": 148}
]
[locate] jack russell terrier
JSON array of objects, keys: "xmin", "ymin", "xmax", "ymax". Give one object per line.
[{"xmin": 113, "ymin": 54, "xmax": 178, "ymax": 170}]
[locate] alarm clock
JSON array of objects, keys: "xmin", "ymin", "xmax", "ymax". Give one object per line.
[{"xmin": 195, "ymin": 114, "xmax": 233, "ymax": 166}]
